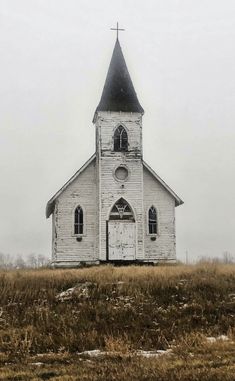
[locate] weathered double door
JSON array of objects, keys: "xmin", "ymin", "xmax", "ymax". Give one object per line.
[{"xmin": 108, "ymin": 220, "xmax": 136, "ymax": 260}]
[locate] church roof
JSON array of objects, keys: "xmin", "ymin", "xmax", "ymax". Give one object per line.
[
  {"xmin": 93, "ymin": 39, "xmax": 144, "ymax": 120},
  {"xmin": 143, "ymin": 161, "xmax": 184, "ymax": 207},
  {"xmin": 46, "ymin": 154, "xmax": 96, "ymax": 218},
  {"xmin": 46, "ymin": 154, "xmax": 183, "ymax": 218}
]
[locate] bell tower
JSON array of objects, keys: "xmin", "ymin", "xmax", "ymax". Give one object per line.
[{"xmin": 93, "ymin": 36, "xmax": 145, "ymax": 261}]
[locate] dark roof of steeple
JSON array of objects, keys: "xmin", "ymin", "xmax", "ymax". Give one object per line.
[{"xmin": 94, "ymin": 39, "xmax": 144, "ymax": 120}]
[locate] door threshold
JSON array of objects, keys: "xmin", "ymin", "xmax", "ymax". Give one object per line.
[{"xmin": 101, "ymin": 260, "xmax": 154, "ymax": 266}]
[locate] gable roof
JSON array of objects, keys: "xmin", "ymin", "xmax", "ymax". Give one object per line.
[
  {"xmin": 143, "ymin": 160, "xmax": 184, "ymax": 207},
  {"xmin": 46, "ymin": 154, "xmax": 183, "ymax": 218},
  {"xmin": 46, "ymin": 154, "xmax": 96, "ymax": 218},
  {"xmin": 93, "ymin": 39, "xmax": 144, "ymax": 121}
]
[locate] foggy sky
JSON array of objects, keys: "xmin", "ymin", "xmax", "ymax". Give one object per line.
[{"xmin": 1, "ymin": 0, "xmax": 235, "ymax": 262}]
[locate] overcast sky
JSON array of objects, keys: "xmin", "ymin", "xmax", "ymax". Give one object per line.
[{"xmin": 0, "ymin": 0, "xmax": 235, "ymax": 262}]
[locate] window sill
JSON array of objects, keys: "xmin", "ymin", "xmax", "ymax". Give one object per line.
[
  {"xmin": 147, "ymin": 234, "xmax": 158, "ymax": 240},
  {"xmin": 73, "ymin": 232, "xmax": 85, "ymax": 236},
  {"xmin": 73, "ymin": 234, "xmax": 86, "ymax": 240}
]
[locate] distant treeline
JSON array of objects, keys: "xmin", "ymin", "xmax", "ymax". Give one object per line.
[
  {"xmin": 0, "ymin": 251, "xmax": 234, "ymax": 269},
  {"xmin": 197, "ymin": 251, "xmax": 234, "ymax": 265},
  {"xmin": 0, "ymin": 252, "xmax": 50, "ymax": 269}
]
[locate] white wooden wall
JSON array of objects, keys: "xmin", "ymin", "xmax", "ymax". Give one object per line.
[
  {"xmin": 143, "ymin": 167, "xmax": 176, "ymax": 262},
  {"xmin": 52, "ymin": 159, "xmax": 97, "ymax": 265}
]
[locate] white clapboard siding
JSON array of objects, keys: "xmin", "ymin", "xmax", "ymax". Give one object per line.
[
  {"xmin": 143, "ymin": 167, "xmax": 176, "ymax": 261},
  {"xmin": 53, "ymin": 159, "xmax": 97, "ymax": 264},
  {"xmin": 95, "ymin": 111, "xmax": 144, "ymax": 261}
]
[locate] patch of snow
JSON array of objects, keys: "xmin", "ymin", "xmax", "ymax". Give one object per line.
[
  {"xmin": 56, "ymin": 287, "xmax": 75, "ymax": 301},
  {"xmin": 76, "ymin": 348, "xmax": 173, "ymax": 358},
  {"xmin": 206, "ymin": 337, "xmax": 217, "ymax": 343},
  {"xmin": 136, "ymin": 349, "xmax": 172, "ymax": 358},
  {"xmin": 56, "ymin": 282, "xmax": 94, "ymax": 302},
  {"xmin": 77, "ymin": 350, "xmax": 107, "ymax": 357},
  {"xmin": 30, "ymin": 362, "xmax": 44, "ymax": 366},
  {"xmin": 178, "ymin": 279, "xmax": 188, "ymax": 284},
  {"xmin": 217, "ymin": 335, "xmax": 229, "ymax": 341},
  {"xmin": 206, "ymin": 335, "xmax": 229, "ymax": 343},
  {"xmin": 105, "ymin": 281, "xmax": 126, "ymax": 286}
]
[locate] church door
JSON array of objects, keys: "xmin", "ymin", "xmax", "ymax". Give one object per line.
[{"xmin": 108, "ymin": 198, "xmax": 136, "ymax": 261}]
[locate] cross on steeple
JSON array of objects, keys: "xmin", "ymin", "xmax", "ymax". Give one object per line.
[{"xmin": 110, "ymin": 22, "xmax": 125, "ymax": 40}]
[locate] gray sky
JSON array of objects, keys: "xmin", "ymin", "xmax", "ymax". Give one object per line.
[{"xmin": 0, "ymin": 0, "xmax": 235, "ymax": 262}]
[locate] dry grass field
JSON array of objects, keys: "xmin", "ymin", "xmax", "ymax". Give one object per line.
[{"xmin": 0, "ymin": 264, "xmax": 235, "ymax": 380}]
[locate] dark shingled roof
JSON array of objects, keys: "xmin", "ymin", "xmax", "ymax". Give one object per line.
[{"xmin": 94, "ymin": 39, "xmax": 144, "ymax": 119}]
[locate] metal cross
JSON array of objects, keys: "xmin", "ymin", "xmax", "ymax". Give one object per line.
[{"xmin": 110, "ymin": 22, "xmax": 125, "ymax": 40}]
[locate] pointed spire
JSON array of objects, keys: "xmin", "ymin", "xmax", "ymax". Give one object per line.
[{"xmin": 94, "ymin": 39, "xmax": 144, "ymax": 119}]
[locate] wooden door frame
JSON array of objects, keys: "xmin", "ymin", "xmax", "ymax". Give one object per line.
[{"xmin": 106, "ymin": 198, "xmax": 136, "ymax": 262}]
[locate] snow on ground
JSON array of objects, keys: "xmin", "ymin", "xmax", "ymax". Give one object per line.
[
  {"xmin": 56, "ymin": 287, "xmax": 76, "ymax": 301},
  {"xmin": 206, "ymin": 335, "xmax": 230, "ymax": 343},
  {"xmin": 56, "ymin": 282, "xmax": 93, "ymax": 301},
  {"xmin": 76, "ymin": 349, "xmax": 172, "ymax": 358},
  {"xmin": 30, "ymin": 362, "xmax": 44, "ymax": 366},
  {"xmin": 136, "ymin": 349, "xmax": 172, "ymax": 358},
  {"xmin": 77, "ymin": 350, "xmax": 107, "ymax": 357}
]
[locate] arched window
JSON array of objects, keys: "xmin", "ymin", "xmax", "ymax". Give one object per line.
[
  {"xmin": 110, "ymin": 198, "xmax": 134, "ymax": 221},
  {"xmin": 114, "ymin": 126, "xmax": 128, "ymax": 152},
  {"xmin": 74, "ymin": 206, "xmax": 83, "ymax": 234},
  {"xmin": 148, "ymin": 206, "xmax": 157, "ymax": 234}
]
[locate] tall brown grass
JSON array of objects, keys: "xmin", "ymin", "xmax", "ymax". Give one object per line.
[{"xmin": 0, "ymin": 263, "xmax": 235, "ymax": 358}]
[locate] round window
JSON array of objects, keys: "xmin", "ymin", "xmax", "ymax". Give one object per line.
[{"xmin": 115, "ymin": 166, "xmax": 128, "ymax": 181}]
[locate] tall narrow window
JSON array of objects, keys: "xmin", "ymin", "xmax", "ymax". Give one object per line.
[
  {"xmin": 114, "ymin": 126, "xmax": 128, "ymax": 151},
  {"xmin": 148, "ymin": 206, "xmax": 157, "ymax": 234},
  {"xmin": 74, "ymin": 206, "xmax": 83, "ymax": 234}
]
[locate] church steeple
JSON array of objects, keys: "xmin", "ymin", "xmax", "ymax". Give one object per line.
[{"xmin": 94, "ymin": 38, "xmax": 144, "ymax": 121}]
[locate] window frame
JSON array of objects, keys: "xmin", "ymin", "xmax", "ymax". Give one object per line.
[
  {"xmin": 109, "ymin": 198, "xmax": 135, "ymax": 221},
  {"xmin": 147, "ymin": 205, "xmax": 158, "ymax": 236},
  {"xmin": 113, "ymin": 125, "xmax": 128, "ymax": 152},
  {"xmin": 113, "ymin": 164, "xmax": 129, "ymax": 182},
  {"xmin": 72, "ymin": 205, "xmax": 85, "ymax": 237}
]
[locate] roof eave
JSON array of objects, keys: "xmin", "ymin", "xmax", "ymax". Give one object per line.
[
  {"xmin": 46, "ymin": 154, "xmax": 96, "ymax": 218},
  {"xmin": 175, "ymin": 199, "xmax": 184, "ymax": 207},
  {"xmin": 143, "ymin": 160, "xmax": 184, "ymax": 207},
  {"xmin": 92, "ymin": 108, "xmax": 144, "ymax": 124},
  {"xmin": 46, "ymin": 200, "xmax": 55, "ymax": 219}
]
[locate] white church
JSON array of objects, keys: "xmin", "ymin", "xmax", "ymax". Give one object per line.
[{"xmin": 46, "ymin": 35, "xmax": 183, "ymax": 267}]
